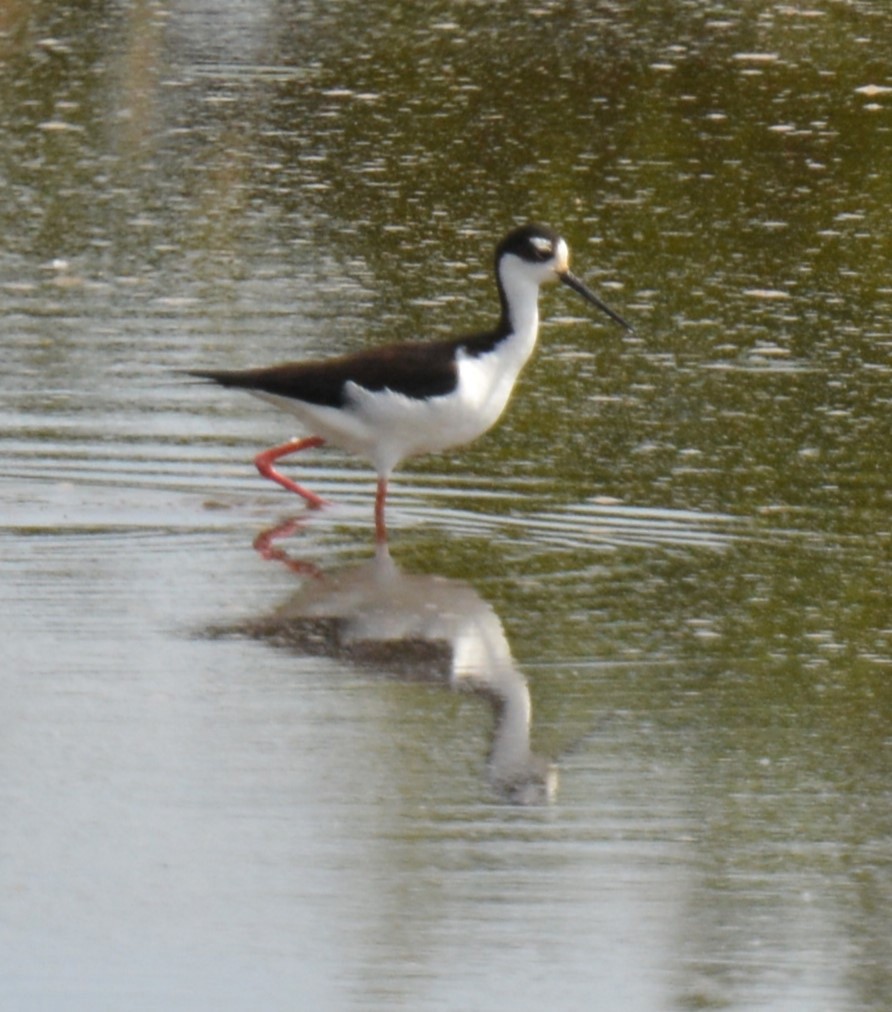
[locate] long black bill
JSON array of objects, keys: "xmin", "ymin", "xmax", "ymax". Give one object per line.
[{"xmin": 559, "ymin": 270, "xmax": 634, "ymax": 333}]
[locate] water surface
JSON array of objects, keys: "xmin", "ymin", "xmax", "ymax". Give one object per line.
[{"xmin": 1, "ymin": 2, "xmax": 890, "ymax": 1009}]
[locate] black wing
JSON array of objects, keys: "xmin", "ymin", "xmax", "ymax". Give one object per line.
[{"xmin": 188, "ymin": 335, "xmax": 484, "ymax": 408}]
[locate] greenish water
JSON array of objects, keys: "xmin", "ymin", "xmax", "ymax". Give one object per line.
[{"xmin": 1, "ymin": 2, "xmax": 890, "ymax": 1009}]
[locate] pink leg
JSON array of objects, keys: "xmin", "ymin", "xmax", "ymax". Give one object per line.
[
  {"xmin": 254, "ymin": 436, "xmax": 329, "ymax": 508},
  {"xmin": 375, "ymin": 477, "xmax": 388, "ymax": 544}
]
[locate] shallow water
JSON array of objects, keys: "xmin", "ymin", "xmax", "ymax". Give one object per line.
[{"xmin": 2, "ymin": 2, "xmax": 891, "ymax": 1009}]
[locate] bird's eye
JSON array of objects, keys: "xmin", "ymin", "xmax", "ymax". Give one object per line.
[{"xmin": 528, "ymin": 237, "xmax": 554, "ymax": 261}]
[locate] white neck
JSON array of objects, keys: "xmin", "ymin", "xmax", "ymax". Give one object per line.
[{"xmin": 498, "ymin": 256, "xmax": 542, "ymax": 361}]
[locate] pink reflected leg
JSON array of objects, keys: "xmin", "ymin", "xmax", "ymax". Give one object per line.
[
  {"xmin": 253, "ymin": 518, "xmax": 324, "ymax": 577},
  {"xmin": 254, "ymin": 436, "xmax": 329, "ymax": 507},
  {"xmin": 375, "ymin": 477, "xmax": 388, "ymax": 544}
]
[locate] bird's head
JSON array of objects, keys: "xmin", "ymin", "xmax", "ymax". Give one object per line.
[{"xmin": 496, "ymin": 223, "xmax": 633, "ymax": 332}]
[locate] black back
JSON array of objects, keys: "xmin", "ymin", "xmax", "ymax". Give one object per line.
[{"xmin": 189, "ymin": 331, "xmax": 498, "ymax": 408}]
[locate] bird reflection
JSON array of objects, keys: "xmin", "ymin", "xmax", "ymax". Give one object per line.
[{"xmin": 238, "ymin": 519, "xmax": 557, "ymax": 804}]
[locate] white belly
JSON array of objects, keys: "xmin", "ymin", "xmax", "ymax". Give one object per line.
[{"xmin": 254, "ymin": 343, "xmax": 530, "ymax": 477}]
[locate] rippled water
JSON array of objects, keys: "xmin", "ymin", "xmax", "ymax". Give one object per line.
[{"xmin": 1, "ymin": 2, "xmax": 890, "ymax": 1009}]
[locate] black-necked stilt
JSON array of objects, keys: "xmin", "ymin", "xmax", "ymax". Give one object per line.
[{"xmin": 189, "ymin": 223, "xmax": 631, "ymax": 542}]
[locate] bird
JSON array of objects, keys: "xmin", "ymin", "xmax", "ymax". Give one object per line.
[{"xmin": 188, "ymin": 223, "xmax": 632, "ymax": 542}]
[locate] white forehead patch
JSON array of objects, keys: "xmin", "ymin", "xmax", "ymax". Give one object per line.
[{"xmin": 530, "ymin": 235, "xmax": 554, "ymax": 255}]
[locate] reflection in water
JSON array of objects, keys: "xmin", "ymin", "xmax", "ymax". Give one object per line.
[{"xmin": 226, "ymin": 520, "xmax": 556, "ymax": 804}]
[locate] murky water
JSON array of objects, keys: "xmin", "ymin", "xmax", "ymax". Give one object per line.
[{"xmin": 1, "ymin": 2, "xmax": 890, "ymax": 1009}]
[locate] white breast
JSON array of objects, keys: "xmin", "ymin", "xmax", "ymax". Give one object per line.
[{"xmin": 254, "ymin": 280, "xmax": 542, "ymax": 479}]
